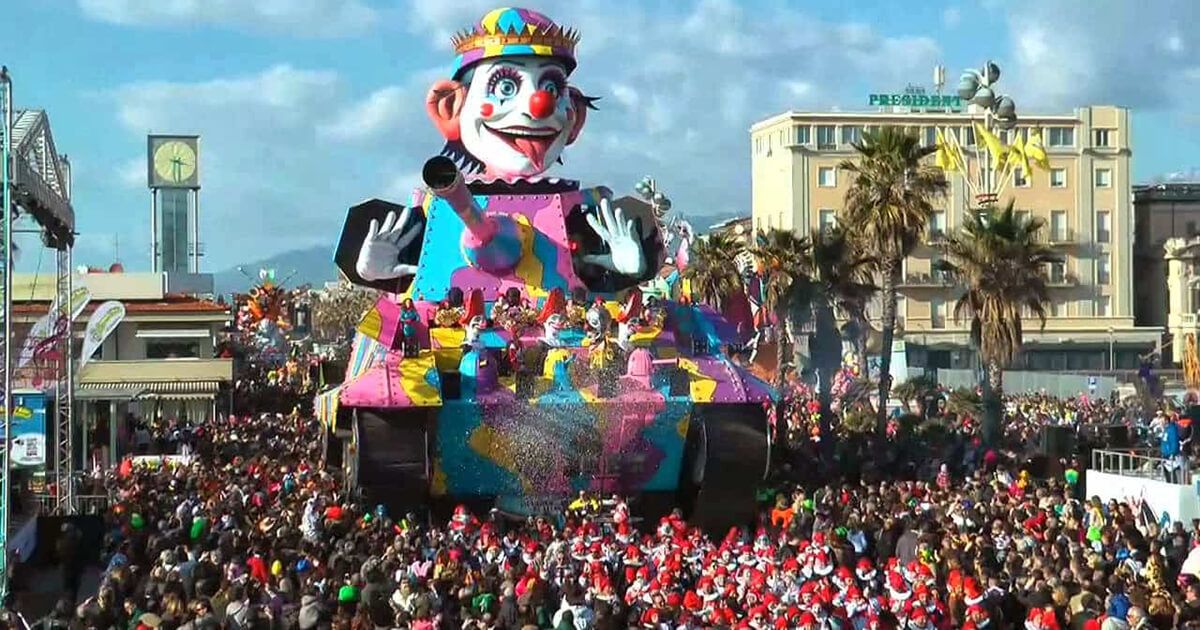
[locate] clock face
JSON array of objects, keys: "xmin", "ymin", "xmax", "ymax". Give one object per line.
[{"xmin": 153, "ymin": 140, "xmax": 197, "ymax": 186}]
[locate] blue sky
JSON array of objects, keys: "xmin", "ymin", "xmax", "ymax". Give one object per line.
[{"xmin": 6, "ymin": 0, "xmax": 1200, "ymax": 273}]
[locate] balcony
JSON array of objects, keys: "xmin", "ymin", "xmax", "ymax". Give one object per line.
[
  {"xmin": 1042, "ymin": 228, "xmax": 1080, "ymax": 246},
  {"xmin": 1048, "ymin": 272, "xmax": 1080, "ymax": 287},
  {"xmin": 899, "ymin": 272, "xmax": 954, "ymax": 288}
]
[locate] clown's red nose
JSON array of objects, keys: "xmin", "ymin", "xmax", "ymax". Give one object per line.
[{"xmin": 529, "ymin": 90, "xmax": 556, "ymax": 119}]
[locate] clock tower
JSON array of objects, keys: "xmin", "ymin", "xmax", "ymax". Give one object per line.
[{"xmin": 147, "ymin": 134, "xmax": 201, "ymax": 273}]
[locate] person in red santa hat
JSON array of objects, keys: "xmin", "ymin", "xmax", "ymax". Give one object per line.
[
  {"xmin": 906, "ymin": 606, "xmax": 935, "ymax": 630},
  {"xmin": 449, "ymin": 504, "xmax": 478, "ymax": 537},
  {"xmin": 811, "ymin": 548, "xmax": 834, "ymax": 577},
  {"xmin": 963, "ymin": 577, "xmax": 985, "ymax": 608},
  {"xmin": 965, "ymin": 604, "xmax": 992, "ymax": 629}
]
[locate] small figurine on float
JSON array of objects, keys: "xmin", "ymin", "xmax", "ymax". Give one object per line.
[
  {"xmin": 399, "ymin": 297, "xmax": 420, "ymax": 356},
  {"xmin": 491, "ymin": 287, "xmax": 537, "ymax": 335},
  {"xmin": 584, "ymin": 299, "xmax": 610, "ymax": 345},
  {"xmin": 433, "ymin": 287, "xmax": 466, "ymax": 328},
  {"xmin": 615, "ymin": 289, "xmax": 644, "ymax": 352},
  {"xmin": 463, "ymin": 315, "xmax": 488, "ymax": 352},
  {"xmin": 565, "ymin": 288, "xmax": 588, "ymax": 330},
  {"xmin": 542, "ymin": 313, "xmax": 568, "ymax": 348}
]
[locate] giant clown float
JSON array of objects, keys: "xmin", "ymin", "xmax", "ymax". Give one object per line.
[{"xmin": 320, "ymin": 7, "xmax": 774, "ymax": 530}]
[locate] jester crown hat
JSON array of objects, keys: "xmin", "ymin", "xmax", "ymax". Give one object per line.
[{"xmin": 450, "ymin": 7, "xmax": 580, "ymax": 80}]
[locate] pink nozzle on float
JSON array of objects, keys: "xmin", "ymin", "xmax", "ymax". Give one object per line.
[
  {"xmin": 422, "ymin": 156, "xmax": 523, "ymax": 274},
  {"xmin": 424, "ymin": 156, "xmax": 497, "ymax": 243}
]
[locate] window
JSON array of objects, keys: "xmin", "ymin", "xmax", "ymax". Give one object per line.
[
  {"xmin": 1097, "ymin": 254, "xmax": 1111, "ymax": 285},
  {"xmin": 930, "ymin": 298, "xmax": 945, "ymax": 329},
  {"xmin": 840, "ymin": 125, "xmax": 863, "ymax": 146},
  {"xmin": 1050, "ymin": 210, "xmax": 1067, "ymax": 241},
  {"xmin": 1096, "ymin": 211, "xmax": 1111, "ymax": 243},
  {"xmin": 816, "ymin": 125, "xmax": 836, "ymax": 149},
  {"xmin": 923, "ymin": 126, "xmax": 938, "ymax": 147},
  {"xmin": 1095, "ymin": 168, "xmax": 1112, "ymax": 188},
  {"xmin": 958, "ymin": 126, "xmax": 975, "ymax": 146},
  {"xmin": 1050, "ymin": 168, "xmax": 1067, "ymax": 188},
  {"xmin": 1047, "ymin": 127, "xmax": 1075, "ymax": 147},
  {"xmin": 1189, "ymin": 221, "xmax": 1198, "ymax": 237},
  {"xmin": 818, "ymin": 209, "xmax": 836, "ymax": 233},
  {"xmin": 1013, "ymin": 167, "xmax": 1029, "ymax": 187},
  {"xmin": 1049, "ymin": 261, "xmax": 1066, "ymax": 284},
  {"xmin": 1093, "ymin": 129, "xmax": 1111, "ymax": 148},
  {"xmin": 146, "ymin": 340, "xmax": 200, "ymax": 359},
  {"xmin": 929, "ymin": 211, "xmax": 946, "ymax": 241},
  {"xmin": 1016, "ymin": 210, "xmax": 1032, "ymax": 226},
  {"xmin": 818, "ymin": 167, "xmax": 836, "ymax": 187},
  {"xmin": 1051, "ymin": 301, "xmax": 1066, "ymax": 318},
  {"xmin": 793, "ymin": 125, "xmax": 810, "ymax": 146},
  {"xmin": 1097, "ymin": 296, "xmax": 1111, "ymax": 317}
]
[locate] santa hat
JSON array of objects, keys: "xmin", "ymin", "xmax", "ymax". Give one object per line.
[
  {"xmin": 812, "ymin": 550, "xmax": 833, "ymax": 576},
  {"xmin": 964, "ymin": 578, "xmax": 985, "ymax": 606},
  {"xmin": 888, "ymin": 572, "xmax": 912, "ymax": 600}
]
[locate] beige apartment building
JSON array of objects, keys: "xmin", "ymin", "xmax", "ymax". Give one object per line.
[{"xmin": 750, "ymin": 105, "xmax": 1161, "ymax": 371}]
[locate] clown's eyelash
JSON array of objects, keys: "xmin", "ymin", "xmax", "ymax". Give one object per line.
[
  {"xmin": 486, "ymin": 67, "xmax": 522, "ymax": 94},
  {"xmin": 539, "ymin": 70, "xmax": 567, "ymax": 92}
]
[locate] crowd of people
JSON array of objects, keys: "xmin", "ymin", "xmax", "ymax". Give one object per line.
[{"xmin": 9, "ymin": 388, "xmax": 1200, "ymax": 629}]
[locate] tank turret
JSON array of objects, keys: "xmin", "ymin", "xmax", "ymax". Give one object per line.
[{"xmin": 422, "ymin": 157, "xmax": 524, "ymax": 275}]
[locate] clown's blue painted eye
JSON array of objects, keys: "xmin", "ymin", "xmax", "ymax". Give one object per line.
[
  {"xmin": 488, "ymin": 68, "xmax": 522, "ymax": 101},
  {"xmin": 539, "ymin": 71, "xmax": 566, "ymax": 99}
]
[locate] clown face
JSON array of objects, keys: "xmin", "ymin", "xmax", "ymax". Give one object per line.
[{"xmin": 459, "ymin": 57, "xmax": 576, "ymax": 176}]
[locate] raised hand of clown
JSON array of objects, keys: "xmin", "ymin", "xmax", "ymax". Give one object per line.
[
  {"xmin": 584, "ymin": 198, "xmax": 646, "ymax": 277},
  {"xmin": 356, "ymin": 209, "xmax": 420, "ymax": 282}
]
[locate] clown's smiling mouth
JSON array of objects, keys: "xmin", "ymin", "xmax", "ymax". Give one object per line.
[{"xmin": 483, "ymin": 123, "xmax": 561, "ymax": 169}]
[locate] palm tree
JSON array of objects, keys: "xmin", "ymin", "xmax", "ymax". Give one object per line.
[
  {"xmin": 800, "ymin": 227, "xmax": 878, "ymax": 455},
  {"xmin": 840, "ymin": 126, "xmax": 948, "ymax": 436},
  {"xmin": 752, "ymin": 228, "xmax": 810, "ymax": 383},
  {"xmin": 680, "ymin": 231, "xmax": 743, "ymax": 309},
  {"xmin": 938, "ymin": 201, "xmax": 1059, "ymax": 444}
]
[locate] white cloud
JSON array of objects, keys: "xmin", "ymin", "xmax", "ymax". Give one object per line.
[
  {"xmin": 320, "ymin": 87, "xmax": 412, "ymax": 142},
  {"xmin": 1003, "ymin": 0, "xmax": 1200, "ymax": 112},
  {"xmin": 609, "ymin": 84, "xmax": 640, "ymax": 110},
  {"xmin": 942, "ymin": 7, "xmax": 962, "ymax": 28},
  {"xmin": 78, "ymin": 0, "xmax": 378, "ymax": 37},
  {"xmin": 117, "ymin": 158, "xmax": 145, "ymax": 189}
]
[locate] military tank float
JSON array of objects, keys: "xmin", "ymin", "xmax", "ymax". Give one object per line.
[{"xmin": 322, "ymin": 7, "xmax": 773, "ymax": 531}]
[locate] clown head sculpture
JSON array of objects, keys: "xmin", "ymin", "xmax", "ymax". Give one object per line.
[{"xmin": 427, "ymin": 8, "xmax": 594, "ymax": 178}]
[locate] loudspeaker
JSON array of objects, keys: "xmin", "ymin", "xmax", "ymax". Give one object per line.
[
  {"xmin": 1104, "ymin": 424, "xmax": 1131, "ymax": 449},
  {"xmin": 1041, "ymin": 426, "xmax": 1073, "ymax": 458},
  {"xmin": 357, "ymin": 410, "xmax": 430, "ymax": 516},
  {"xmin": 687, "ymin": 405, "xmax": 770, "ymax": 535}
]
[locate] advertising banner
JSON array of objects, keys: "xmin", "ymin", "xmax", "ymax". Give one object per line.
[
  {"xmin": 18, "ymin": 284, "xmax": 91, "ymax": 369},
  {"xmin": 6, "ymin": 390, "xmax": 47, "ymax": 468},
  {"xmin": 78, "ymin": 301, "xmax": 125, "ymax": 372}
]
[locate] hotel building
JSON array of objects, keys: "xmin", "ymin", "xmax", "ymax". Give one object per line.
[{"xmin": 750, "ymin": 105, "xmax": 1161, "ymax": 370}]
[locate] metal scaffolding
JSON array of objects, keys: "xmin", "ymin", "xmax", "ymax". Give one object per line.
[
  {"xmin": 0, "ymin": 65, "xmax": 77, "ymax": 598},
  {"xmin": 52, "ymin": 246, "xmax": 74, "ymax": 515}
]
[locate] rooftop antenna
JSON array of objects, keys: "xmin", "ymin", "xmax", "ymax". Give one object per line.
[
  {"xmin": 113, "ymin": 233, "xmax": 120, "ymax": 264},
  {"xmin": 933, "ymin": 64, "xmax": 947, "ymax": 113}
]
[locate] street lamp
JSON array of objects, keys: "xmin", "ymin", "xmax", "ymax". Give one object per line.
[
  {"xmin": 634, "ymin": 176, "xmax": 672, "ymax": 222},
  {"xmin": 0, "ymin": 64, "xmax": 13, "ymax": 602}
]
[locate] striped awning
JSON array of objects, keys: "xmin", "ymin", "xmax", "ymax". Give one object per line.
[{"xmin": 79, "ymin": 380, "xmax": 222, "ymax": 401}]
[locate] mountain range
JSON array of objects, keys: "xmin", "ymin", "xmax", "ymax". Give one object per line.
[{"xmin": 211, "ymin": 210, "xmax": 744, "ymax": 295}]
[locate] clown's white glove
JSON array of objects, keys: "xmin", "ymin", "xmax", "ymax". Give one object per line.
[
  {"xmin": 583, "ymin": 198, "xmax": 646, "ymax": 277},
  {"xmin": 356, "ymin": 209, "xmax": 421, "ymax": 281}
]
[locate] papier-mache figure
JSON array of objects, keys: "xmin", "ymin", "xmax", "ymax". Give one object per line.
[{"xmin": 337, "ymin": 7, "xmax": 662, "ymax": 298}]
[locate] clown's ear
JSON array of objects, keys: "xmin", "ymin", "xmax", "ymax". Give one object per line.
[
  {"xmin": 566, "ymin": 87, "xmax": 598, "ymax": 146},
  {"xmin": 427, "ymin": 80, "xmax": 467, "ymax": 141}
]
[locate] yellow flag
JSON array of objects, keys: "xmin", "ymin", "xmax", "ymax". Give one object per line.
[
  {"xmin": 1006, "ymin": 134, "xmax": 1031, "ymax": 175},
  {"xmin": 974, "ymin": 123, "xmax": 1007, "ymax": 165},
  {"xmin": 934, "ymin": 128, "xmax": 955, "ymax": 172},
  {"xmin": 1025, "ymin": 128, "xmax": 1049, "ymax": 169}
]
